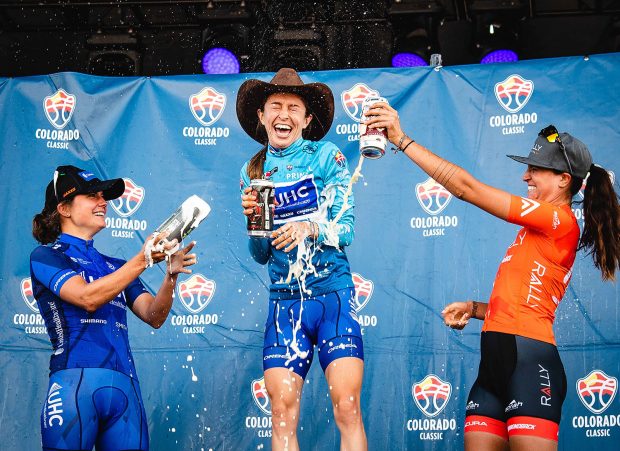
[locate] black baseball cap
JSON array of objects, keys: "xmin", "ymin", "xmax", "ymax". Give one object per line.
[
  {"xmin": 44, "ymin": 165, "xmax": 125, "ymax": 209},
  {"xmin": 507, "ymin": 125, "xmax": 593, "ymax": 179}
]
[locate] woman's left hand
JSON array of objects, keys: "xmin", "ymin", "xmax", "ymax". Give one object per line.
[
  {"xmin": 167, "ymin": 241, "xmax": 197, "ymax": 275},
  {"xmin": 272, "ymin": 222, "xmax": 314, "ymax": 253}
]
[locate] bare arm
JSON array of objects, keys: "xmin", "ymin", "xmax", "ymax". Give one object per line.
[
  {"xmin": 442, "ymin": 301, "xmax": 488, "ymax": 330},
  {"xmin": 365, "ymin": 102, "xmax": 513, "ymax": 221},
  {"xmin": 131, "ymin": 241, "xmax": 197, "ymax": 328}
]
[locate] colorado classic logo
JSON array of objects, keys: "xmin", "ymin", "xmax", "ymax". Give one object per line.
[
  {"xmin": 13, "ymin": 277, "xmax": 46, "ymax": 334},
  {"xmin": 336, "ymin": 83, "xmax": 380, "ymax": 141},
  {"xmin": 183, "ymin": 87, "xmax": 230, "ymax": 146},
  {"xmin": 572, "ymin": 370, "xmax": 620, "ymax": 438},
  {"xmin": 21, "ymin": 277, "xmax": 38, "ymax": 313},
  {"xmin": 35, "ymin": 89, "xmax": 80, "ymax": 149},
  {"xmin": 44, "ymin": 89, "xmax": 75, "ymax": 129},
  {"xmin": 106, "ymin": 178, "xmax": 147, "ymax": 239},
  {"xmin": 170, "ymin": 274, "xmax": 218, "ymax": 335},
  {"xmin": 251, "ymin": 377, "xmax": 272, "ymax": 415},
  {"xmin": 246, "ymin": 376, "xmax": 272, "ymax": 437},
  {"xmin": 189, "ymin": 87, "xmax": 226, "ymax": 126},
  {"xmin": 352, "ymin": 272, "xmax": 373, "ymax": 312},
  {"xmin": 489, "ymin": 74, "xmax": 537, "ymax": 135},
  {"xmin": 352, "ymin": 272, "xmax": 377, "ymax": 331},
  {"xmin": 577, "ymin": 370, "xmax": 618, "ymax": 414},
  {"xmin": 407, "ymin": 374, "xmax": 457, "ymax": 440},
  {"xmin": 412, "ymin": 374, "xmax": 452, "ymax": 418},
  {"xmin": 494, "ymin": 74, "xmax": 533, "ymax": 113},
  {"xmin": 109, "ymin": 178, "xmax": 145, "ymax": 217},
  {"xmin": 177, "ymin": 274, "xmax": 216, "ymax": 314},
  {"xmin": 416, "ymin": 178, "xmax": 452, "ymax": 216},
  {"xmin": 411, "ymin": 178, "xmax": 458, "ymax": 237}
]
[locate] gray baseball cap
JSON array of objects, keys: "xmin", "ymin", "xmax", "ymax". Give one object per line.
[{"xmin": 507, "ymin": 125, "xmax": 593, "ymax": 179}]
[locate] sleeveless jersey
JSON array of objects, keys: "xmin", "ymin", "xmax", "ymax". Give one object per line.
[
  {"xmin": 30, "ymin": 233, "xmax": 148, "ymax": 377},
  {"xmin": 240, "ymin": 137, "xmax": 355, "ymax": 300},
  {"xmin": 482, "ymin": 196, "xmax": 579, "ymax": 344}
]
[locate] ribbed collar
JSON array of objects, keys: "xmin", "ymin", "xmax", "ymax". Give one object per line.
[{"xmin": 58, "ymin": 233, "xmax": 94, "ymax": 248}]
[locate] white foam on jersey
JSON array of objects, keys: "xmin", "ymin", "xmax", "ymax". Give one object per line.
[{"xmin": 276, "ymin": 155, "xmax": 365, "ymax": 367}]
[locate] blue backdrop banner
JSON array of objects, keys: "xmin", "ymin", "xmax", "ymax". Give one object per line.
[{"xmin": 1, "ymin": 53, "xmax": 619, "ymax": 450}]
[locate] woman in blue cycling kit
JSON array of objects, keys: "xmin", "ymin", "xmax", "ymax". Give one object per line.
[
  {"xmin": 31, "ymin": 165, "xmax": 197, "ymax": 451},
  {"xmin": 238, "ymin": 68, "xmax": 367, "ymax": 451}
]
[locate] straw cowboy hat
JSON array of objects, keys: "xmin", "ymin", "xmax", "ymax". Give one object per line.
[{"xmin": 236, "ymin": 67, "xmax": 334, "ymax": 143}]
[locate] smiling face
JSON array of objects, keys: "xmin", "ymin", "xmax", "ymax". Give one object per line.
[
  {"xmin": 522, "ymin": 165, "xmax": 572, "ymax": 204},
  {"xmin": 58, "ymin": 192, "xmax": 107, "ymax": 239},
  {"xmin": 258, "ymin": 92, "xmax": 312, "ymax": 149}
]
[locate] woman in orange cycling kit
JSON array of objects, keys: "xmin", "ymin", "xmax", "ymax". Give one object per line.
[{"xmin": 364, "ymin": 103, "xmax": 620, "ymax": 451}]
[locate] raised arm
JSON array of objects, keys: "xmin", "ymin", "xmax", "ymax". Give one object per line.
[{"xmin": 365, "ymin": 102, "xmax": 512, "ymax": 221}]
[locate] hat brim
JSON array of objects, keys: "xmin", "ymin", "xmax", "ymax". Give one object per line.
[
  {"xmin": 95, "ymin": 178, "xmax": 125, "ymax": 201},
  {"xmin": 236, "ymin": 78, "xmax": 334, "ymax": 144},
  {"xmin": 507, "ymin": 154, "xmax": 568, "ymax": 173}
]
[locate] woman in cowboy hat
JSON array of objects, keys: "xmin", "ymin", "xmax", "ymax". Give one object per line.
[
  {"xmin": 31, "ymin": 165, "xmax": 197, "ymax": 451},
  {"xmin": 238, "ymin": 68, "xmax": 367, "ymax": 451},
  {"xmin": 364, "ymin": 103, "xmax": 620, "ymax": 451}
]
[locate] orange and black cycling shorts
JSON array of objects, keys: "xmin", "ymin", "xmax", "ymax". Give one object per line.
[{"xmin": 464, "ymin": 331, "xmax": 567, "ymax": 441}]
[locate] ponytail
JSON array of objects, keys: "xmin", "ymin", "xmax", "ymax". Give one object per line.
[
  {"xmin": 579, "ymin": 164, "xmax": 620, "ymax": 281},
  {"xmin": 32, "ymin": 205, "xmax": 62, "ymax": 244},
  {"xmin": 247, "ymin": 146, "xmax": 268, "ymax": 180}
]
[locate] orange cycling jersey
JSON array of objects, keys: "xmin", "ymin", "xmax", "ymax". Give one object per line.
[{"xmin": 482, "ymin": 195, "xmax": 579, "ymax": 344}]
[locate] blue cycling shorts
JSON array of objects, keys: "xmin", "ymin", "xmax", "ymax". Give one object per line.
[
  {"xmin": 263, "ymin": 287, "xmax": 364, "ymax": 379},
  {"xmin": 41, "ymin": 368, "xmax": 148, "ymax": 451}
]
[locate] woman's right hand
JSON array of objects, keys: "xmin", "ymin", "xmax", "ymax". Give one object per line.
[
  {"xmin": 441, "ymin": 301, "xmax": 472, "ymax": 330},
  {"xmin": 241, "ymin": 187, "xmax": 257, "ymax": 218}
]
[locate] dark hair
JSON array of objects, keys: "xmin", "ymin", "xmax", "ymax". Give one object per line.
[
  {"xmin": 246, "ymin": 93, "xmax": 312, "ymax": 180},
  {"xmin": 578, "ymin": 164, "xmax": 620, "ymax": 281},
  {"xmin": 32, "ymin": 202, "xmax": 68, "ymax": 244}
]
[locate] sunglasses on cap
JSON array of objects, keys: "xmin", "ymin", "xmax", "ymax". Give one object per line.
[{"xmin": 539, "ymin": 125, "xmax": 573, "ymax": 176}]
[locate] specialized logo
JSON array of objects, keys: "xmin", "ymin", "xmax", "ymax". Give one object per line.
[
  {"xmin": 416, "ymin": 177, "xmax": 452, "ymax": 216},
  {"xmin": 189, "ymin": 87, "xmax": 226, "ymax": 126},
  {"xmin": 177, "ymin": 274, "xmax": 216, "ymax": 314},
  {"xmin": 44, "ymin": 89, "xmax": 76, "ymax": 129},
  {"xmin": 109, "ymin": 178, "xmax": 145, "ymax": 217},
  {"xmin": 21, "ymin": 277, "xmax": 38, "ymax": 313},
  {"xmin": 341, "ymin": 83, "xmax": 379, "ymax": 122},
  {"xmin": 251, "ymin": 377, "xmax": 272, "ymax": 415},
  {"xmin": 494, "ymin": 74, "xmax": 534, "ymax": 113},
  {"xmin": 352, "ymin": 273, "xmax": 373, "ymax": 313},
  {"xmin": 576, "ymin": 370, "xmax": 618, "ymax": 414},
  {"xmin": 520, "ymin": 198, "xmax": 540, "ymax": 217},
  {"xmin": 412, "ymin": 374, "xmax": 452, "ymax": 418}
]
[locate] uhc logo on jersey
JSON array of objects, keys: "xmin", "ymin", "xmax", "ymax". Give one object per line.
[
  {"xmin": 576, "ymin": 370, "xmax": 618, "ymax": 414},
  {"xmin": 416, "ymin": 177, "xmax": 452, "ymax": 215},
  {"xmin": 412, "ymin": 374, "xmax": 452, "ymax": 418},
  {"xmin": 177, "ymin": 274, "xmax": 216, "ymax": 314},
  {"xmin": 494, "ymin": 74, "xmax": 534, "ymax": 113},
  {"xmin": 274, "ymin": 175, "xmax": 319, "ymax": 224},
  {"xmin": 189, "ymin": 87, "xmax": 226, "ymax": 126},
  {"xmin": 44, "ymin": 89, "xmax": 75, "ymax": 129},
  {"xmin": 352, "ymin": 273, "xmax": 373, "ymax": 313},
  {"xmin": 251, "ymin": 377, "xmax": 272, "ymax": 415},
  {"xmin": 21, "ymin": 277, "xmax": 38, "ymax": 313},
  {"xmin": 341, "ymin": 83, "xmax": 379, "ymax": 122},
  {"xmin": 109, "ymin": 178, "xmax": 145, "ymax": 217}
]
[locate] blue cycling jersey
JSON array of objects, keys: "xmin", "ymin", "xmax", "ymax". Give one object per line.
[
  {"xmin": 30, "ymin": 233, "xmax": 148, "ymax": 378},
  {"xmin": 240, "ymin": 138, "xmax": 355, "ymax": 300}
]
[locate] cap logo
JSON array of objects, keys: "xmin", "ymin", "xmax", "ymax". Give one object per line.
[
  {"xmin": 63, "ymin": 187, "xmax": 76, "ymax": 198},
  {"xmin": 78, "ymin": 171, "xmax": 96, "ymax": 181},
  {"xmin": 531, "ymin": 143, "xmax": 542, "ymax": 154}
]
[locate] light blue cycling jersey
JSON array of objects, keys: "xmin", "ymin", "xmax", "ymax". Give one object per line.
[
  {"xmin": 30, "ymin": 233, "xmax": 148, "ymax": 377},
  {"xmin": 240, "ymin": 137, "xmax": 355, "ymax": 300}
]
